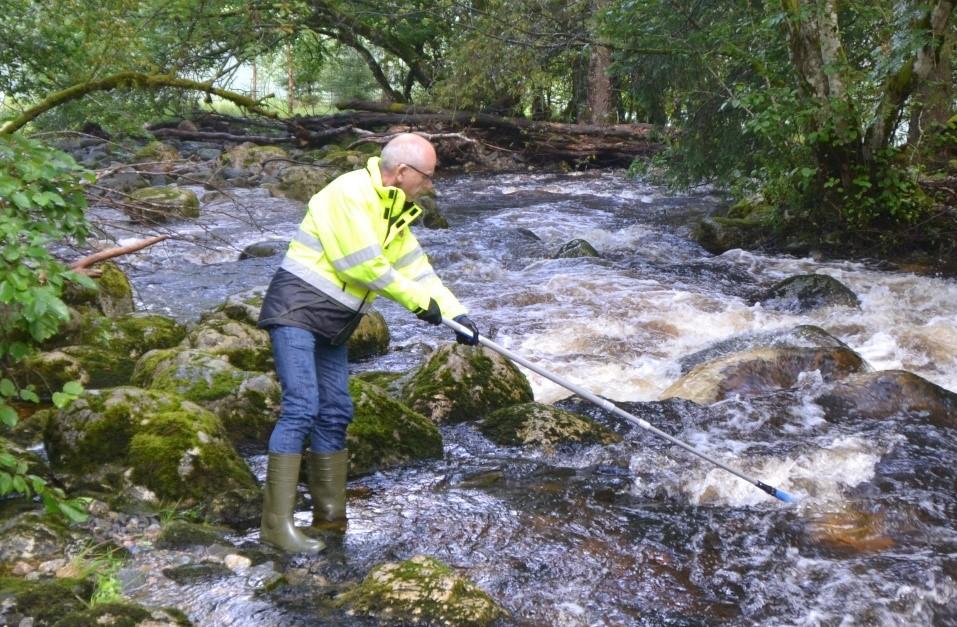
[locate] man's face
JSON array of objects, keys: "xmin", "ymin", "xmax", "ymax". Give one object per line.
[{"xmin": 394, "ymin": 161, "xmax": 435, "ymax": 200}]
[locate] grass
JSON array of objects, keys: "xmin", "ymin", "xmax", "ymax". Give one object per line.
[{"xmin": 69, "ymin": 542, "xmax": 127, "ymax": 607}]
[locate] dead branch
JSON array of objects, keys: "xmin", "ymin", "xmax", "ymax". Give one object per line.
[{"xmin": 70, "ymin": 235, "xmax": 169, "ymax": 271}]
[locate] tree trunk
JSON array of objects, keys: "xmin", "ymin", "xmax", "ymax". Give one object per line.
[
  {"xmin": 251, "ymin": 61, "xmax": 258, "ymax": 101},
  {"xmin": 286, "ymin": 42, "xmax": 295, "ymax": 114},
  {"xmin": 586, "ymin": 43, "xmax": 615, "ymax": 125},
  {"xmin": 908, "ymin": 28, "xmax": 954, "ymax": 146}
]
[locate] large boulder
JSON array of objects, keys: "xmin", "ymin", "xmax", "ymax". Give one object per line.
[
  {"xmin": 415, "ymin": 194, "xmax": 450, "ymax": 229},
  {"xmin": 347, "ymin": 378, "xmax": 443, "ymax": 476},
  {"xmin": 814, "ymin": 370, "xmax": 957, "ymax": 427},
  {"xmin": 336, "ymin": 555, "xmax": 507, "ymax": 626},
  {"xmin": 662, "ymin": 346, "xmax": 867, "ymax": 405},
  {"xmin": 270, "ymin": 165, "xmax": 335, "ymax": 202},
  {"xmin": 481, "ymin": 402, "xmax": 621, "ymax": 450},
  {"xmin": 128, "ymin": 186, "xmax": 200, "ymax": 222},
  {"xmin": 131, "ymin": 141, "xmax": 181, "ymax": 174},
  {"xmin": 133, "ymin": 349, "xmax": 280, "ymax": 444},
  {"xmin": 757, "ymin": 274, "xmax": 860, "ymax": 313},
  {"xmin": 348, "ymin": 309, "xmax": 390, "ymax": 361},
  {"xmin": 44, "ymin": 387, "xmax": 257, "ymax": 504},
  {"xmin": 222, "ymin": 143, "xmax": 288, "ymax": 174},
  {"xmin": 183, "ymin": 313, "xmax": 273, "ymax": 372},
  {"xmin": 400, "ymin": 344, "xmax": 534, "ymax": 423}
]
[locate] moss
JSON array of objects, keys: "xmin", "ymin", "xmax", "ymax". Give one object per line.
[
  {"xmin": 552, "ymin": 238, "xmax": 600, "ymax": 259},
  {"xmin": 353, "ymin": 371, "xmax": 403, "ymax": 395},
  {"xmin": 481, "ymin": 402, "xmax": 621, "ymax": 449},
  {"xmin": 223, "ymin": 144, "xmax": 288, "ymax": 169},
  {"xmin": 155, "ymin": 520, "xmax": 229, "ymax": 549},
  {"xmin": 336, "ymin": 555, "xmax": 506, "ymax": 626},
  {"xmin": 184, "ymin": 317, "xmax": 272, "ymax": 372},
  {"xmin": 347, "ymin": 310, "xmax": 390, "ymax": 361},
  {"xmin": 346, "ymin": 378, "xmax": 443, "ymax": 476},
  {"xmin": 130, "ymin": 348, "xmax": 179, "ymax": 387},
  {"xmin": 15, "ymin": 350, "xmax": 88, "ymax": 397},
  {"xmin": 401, "ymin": 345, "xmax": 533, "ymax": 423},
  {"xmin": 0, "ymin": 577, "xmax": 93, "ymax": 625},
  {"xmin": 113, "ymin": 314, "xmax": 188, "ymax": 354},
  {"xmin": 133, "ymin": 141, "xmax": 180, "ymax": 163},
  {"xmin": 60, "ymin": 345, "xmax": 134, "ymax": 389}
]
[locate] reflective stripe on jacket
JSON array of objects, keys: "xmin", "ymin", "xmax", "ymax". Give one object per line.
[{"xmin": 275, "ymin": 156, "xmax": 466, "ymax": 320}]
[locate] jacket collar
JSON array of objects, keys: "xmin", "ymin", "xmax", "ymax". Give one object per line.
[{"xmin": 366, "ymin": 157, "xmax": 423, "ymax": 246}]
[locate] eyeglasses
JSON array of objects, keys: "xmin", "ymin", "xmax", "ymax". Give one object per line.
[{"xmin": 401, "ymin": 162, "xmax": 434, "ymax": 183}]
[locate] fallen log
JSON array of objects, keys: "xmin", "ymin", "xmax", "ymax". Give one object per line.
[{"xmin": 70, "ymin": 235, "xmax": 169, "ymax": 273}]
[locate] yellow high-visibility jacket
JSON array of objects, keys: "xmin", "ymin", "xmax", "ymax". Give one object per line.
[{"xmin": 260, "ymin": 157, "xmax": 465, "ymax": 338}]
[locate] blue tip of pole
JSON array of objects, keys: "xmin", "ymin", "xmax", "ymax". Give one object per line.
[{"xmin": 775, "ymin": 489, "xmax": 797, "ymax": 503}]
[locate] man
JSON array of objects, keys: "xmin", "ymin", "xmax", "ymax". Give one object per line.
[{"xmin": 256, "ymin": 133, "xmax": 480, "ymax": 553}]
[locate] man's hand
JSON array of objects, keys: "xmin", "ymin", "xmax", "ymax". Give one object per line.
[
  {"xmin": 415, "ymin": 298, "xmax": 442, "ymax": 325},
  {"xmin": 453, "ymin": 314, "xmax": 479, "ymax": 345}
]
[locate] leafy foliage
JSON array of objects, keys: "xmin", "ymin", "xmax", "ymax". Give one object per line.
[{"xmin": 0, "ymin": 134, "xmax": 92, "ymax": 522}]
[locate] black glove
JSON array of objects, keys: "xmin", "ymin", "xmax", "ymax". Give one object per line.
[
  {"xmin": 453, "ymin": 314, "xmax": 480, "ymax": 345},
  {"xmin": 415, "ymin": 298, "xmax": 442, "ymax": 325}
]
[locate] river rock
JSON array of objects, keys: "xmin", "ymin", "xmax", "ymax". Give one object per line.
[
  {"xmin": 97, "ymin": 170, "xmax": 149, "ymax": 194},
  {"xmin": 814, "ymin": 370, "xmax": 957, "ymax": 427},
  {"xmin": 803, "ymin": 506, "xmax": 895, "ymax": 554},
  {"xmin": 692, "ymin": 215, "xmax": 770, "ymax": 255},
  {"xmin": 270, "ymin": 164, "xmax": 334, "ymax": 202},
  {"xmin": 154, "ymin": 519, "xmax": 231, "ymax": 549},
  {"xmin": 400, "ymin": 344, "xmax": 534, "ymax": 423},
  {"xmin": 15, "ymin": 350, "xmax": 89, "ymax": 396},
  {"xmin": 133, "ymin": 348, "xmax": 280, "ymax": 444},
  {"xmin": 183, "ymin": 313, "xmax": 273, "ymax": 372},
  {"xmin": 223, "ymin": 142, "xmax": 288, "ymax": 175},
  {"xmin": 552, "ymin": 238, "xmax": 600, "ymax": 259},
  {"xmin": 40, "ymin": 603, "xmax": 190, "ymax": 626},
  {"xmin": 44, "ymin": 387, "xmax": 257, "ymax": 504},
  {"xmin": 61, "ymin": 261, "xmax": 134, "ymax": 318},
  {"xmin": 347, "ymin": 378, "xmax": 443, "ymax": 476},
  {"xmin": 348, "ymin": 309, "xmax": 390, "ymax": 361},
  {"xmin": 662, "ymin": 346, "xmax": 867, "ymax": 405},
  {"xmin": 0, "ymin": 576, "xmax": 93, "ymax": 626},
  {"xmin": 127, "ymin": 186, "xmax": 200, "ymax": 222},
  {"xmin": 0, "ymin": 512, "xmax": 75, "ymax": 567},
  {"xmin": 679, "ymin": 325, "xmax": 853, "ymax": 375},
  {"xmin": 416, "ymin": 194, "xmax": 450, "ymax": 229},
  {"xmin": 757, "ymin": 274, "xmax": 860, "ymax": 313},
  {"xmin": 336, "ymin": 554, "xmax": 507, "ymax": 626},
  {"xmin": 481, "ymin": 402, "xmax": 621, "ymax": 450},
  {"xmin": 239, "ymin": 240, "xmax": 288, "ymax": 260},
  {"xmin": 131, "ymin": 141, "xmax": 181, "ymax": 174}
]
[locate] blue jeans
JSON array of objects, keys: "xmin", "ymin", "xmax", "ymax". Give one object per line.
[{"xmin": 267, "ymin": 325, "xmax": 353, "ymax": 454}]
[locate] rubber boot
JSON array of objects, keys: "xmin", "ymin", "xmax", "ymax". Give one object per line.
[
  {"xmin": 260, "ymin": 453, "xmax": 325, "ymax": 553},
  {"xmin": 307, "ymin": 449, "xmax": 349, "ymax": 532}
]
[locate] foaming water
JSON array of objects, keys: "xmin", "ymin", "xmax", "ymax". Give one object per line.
[{"xmin": 107, "ymin": 169, "xmax": 957, "ymax": 625}]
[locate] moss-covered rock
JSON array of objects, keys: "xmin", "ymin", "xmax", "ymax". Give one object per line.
[
  {"xmin": 347, "ymin": 378, "xmax": 443, "ymax": 476},
  {"xmin": 183, "ymin": 314, "xmax": 272, "ymax": 372},
  {"xmin": 552, "ymin": 238, "xmax": 600, "ymax": 259},
  {"xmin": 270, "ymin": 165, "xmax": 335, "ymax": 202},
  {"xmin": 0, "ymin": 511, "xmax": 75, "ymax": 567},
  {"xmin": 214, "ymin": 288, "xmax": 266, "ymax": 326},
  {"xmin": 814, "ymin": 370, "xmax": 957, "ymax": 427},
  {"xmin": 401, "ymin": 344, "xmax": 534, "ymax": 423},
  {"xmin": 336, "ymin": 555, "xmax": 507, "ymax": 626},
  {"xmin": 57, "ymin": 345, "xmax": 135, "ymax": 389},
  {"xmin": 348, "ymin": 309, "xmax": 390, "ymax": 361},
  {"xmin": 205, "ymin": 487, "xmax": 261, "ymax": 529},
  {"xmin": 15, "ymin": 350, "xmax": 89, "ymax": 396},
  {"xmin": 162, "ymin": 561, "xmax": 233, "ymax": 585},
  {"xmin": 692, "ymin": 215, "xmax": 771, "ymax": 254},
  {"xmin": 353, "ymin": 371, "xmax": 404, "ymax": 396},
  {"xmin": 481, "ymin": 402, "xmax": 621, "ymax": 449},
  {"xmin": 61, "ymin": 261, "xmax": 134, "ymax": 318},
  {"xmin": 661, "ymin": 346, "xmax": 868, "ymax": 405},
  {"xmin": 239, "ymin": 240, "xmax": 288, "ymax": 260},
  {"xmin": 128, "ymin": 186, "xmax": 200, "ymax": 222},
  {"xmin": 52, "ymin": 603, "xmax": 192, "ymax": 627},
  {"xmin": 757, "ymin": 274, "xmax": 860, "ymax": 313},
  {"xmin": 137, "ymin": 349, "xmax": 280, "ymax": 444},
  {"xmin": 415, "ymin": 194, "xmax": 450, "ymax": 229},
  {"xmin": 223, "ymin": 143, "xmax": 288, "ymax": 171},
  {"xmin": 44, "ymin": 387, "xmax": 257, "ymax": 504},
  {"xmin": 318, "ymin": 148, "xmax": 365, "ymax": 170},
  {"xmin": 0, "ymin": 576, "xmax": 93, "ymax": 626},
  {"xmin": 132, "ymin": 141, "xmax": 181, "ymax": 174}
]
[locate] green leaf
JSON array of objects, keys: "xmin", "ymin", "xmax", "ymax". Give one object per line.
[
  {"xmin": 0, "ymin": 451, "xmax": 16, "ymax": 467},
  {"xmin": 52, "ymin": 392, "xmax": 70, "ymax": 408},
  {"xmin": 0, "ymin": 472, "xmax": 12, "ymax": 494},
  {"xmin": 12, "ymin": 475, "xmax": 27, "ymax": 495},
  {"xmin": 0, "ymin": 404, "xmax": 17, "ymax": 427},
  {"xmin": 62, "ymin": 380, "xmax": 84, "ymax": 395},
  {"xmin": 19, "ymin": 388, "xmax": 40, "ymax": 403},
  {"xmin": 0, "ymin": 379, "xmax": 15, "ymax": 397},
  {"xmin": 58, "ymin": 501, "xmax": 89, "ymax": 523}
]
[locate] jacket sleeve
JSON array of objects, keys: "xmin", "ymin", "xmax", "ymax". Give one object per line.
[
  {"xmin": 389, "ymin": 229, "xmax": 467, "ymax": 319},
  {"xmin": 307, "ymin": 188, "xmax": 432, "ymax": 313}
]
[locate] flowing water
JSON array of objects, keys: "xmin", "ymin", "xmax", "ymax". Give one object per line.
[{"xmin": 94, "ymin": 170, "xmax": 957, "ymax": 625}]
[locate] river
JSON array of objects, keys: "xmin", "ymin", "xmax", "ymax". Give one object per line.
[{"xmin": 95, "ymin": 169, "xmax": 957, "ymax": 625}]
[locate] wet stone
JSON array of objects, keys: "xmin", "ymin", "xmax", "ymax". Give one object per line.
[
  {"xmin": 162, "ymin": 561, "xmax": 234, "ymax": 584},
  {"xmin": 757, "ymin": 273, "xmax": 860, "ymax": 313}
]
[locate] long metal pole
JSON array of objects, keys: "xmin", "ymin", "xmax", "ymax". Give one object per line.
[{"xmin": 443, "ymin": 318, "xmax": 796, "ymax": 503}]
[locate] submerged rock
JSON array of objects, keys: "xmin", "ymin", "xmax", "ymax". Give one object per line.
[
  {"xmin": 481, "ymin": 402, "xmax": 621, "ymax": 450},
  {"xmin": 128, "ymin": 186, "xmax": 200, "ymax": 222},
  {"xmin": 401, "ymin": 344, "xmax": 534, "ymax": 423},
  {"xmin": 44, "ymin": 387, "xmax": 257, "ymax": 504},
  {"xmin": 347, "ymin": 378, "xmax": 443, "ymax": 476},
  {"xmin": 336, "ymin": 554, "xmax": 507, "ymax": 626},
  {"xmin": 239, "ymin": 240, "xmax": 288, "ymax": 260},
  {"xmin": 814, "ymin": 370, "xmax": 957, "ymax": 427},
  {"xmin": 757, "ymin": 273, "xmax": 860, "ymax": 313},
  {"xmin": 662, "ymin": 346, "xmax": 867, "ymax": 405},
  {"xmin": 803, "ymin": 506, "xmax": 895, "ymax": 554},
  {"xmin": 553, "ymin": 238, "xmax": 600, "ymax": 259}
]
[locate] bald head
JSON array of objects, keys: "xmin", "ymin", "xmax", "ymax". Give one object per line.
[{"xmin": 380, "ymin": 133, "xmax": 437, "ymax": 174}]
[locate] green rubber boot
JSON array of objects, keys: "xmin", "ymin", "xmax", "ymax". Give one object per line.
[
  {"xmin": 260, "ymin": 453, "xmax": 325, "ymax": 553},
  {"xmin": 307, "ymin": 449, "xmax": 349, "ymax": 532}
]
